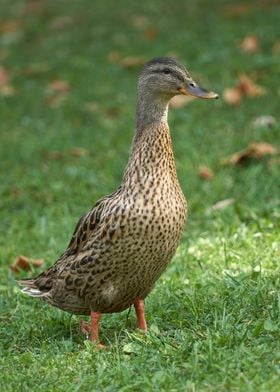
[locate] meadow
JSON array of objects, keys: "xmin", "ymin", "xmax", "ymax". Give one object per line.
[{"xmin": 0, "ymin": 1, "xmax": 279, "ymax": 391}]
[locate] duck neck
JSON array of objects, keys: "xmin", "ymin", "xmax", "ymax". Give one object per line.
[
  {"xmin": 122, "ymin": 91, "xmax": 179, "ymax": 186},
  {"xmin": 135, "ymin": 90, "xmax": 169, "ymax": 133}
]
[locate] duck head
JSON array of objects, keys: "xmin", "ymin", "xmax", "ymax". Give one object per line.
[{"xmin": 138, "ymin": 57, "xmax": 218, "ymax": 100}]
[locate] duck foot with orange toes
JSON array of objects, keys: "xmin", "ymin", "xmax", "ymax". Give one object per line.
[{"xmin": 80, "ymin": 299, "xmax": 147, "ymax": 348}]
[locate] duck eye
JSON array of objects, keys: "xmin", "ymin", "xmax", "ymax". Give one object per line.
[
  {"xmin": 189, "ymin": 82, "xmax": 195, "ymax": 87},
  {"xmin": 163, "ymin": 69, "xmax": 171, "ymax": 75}
]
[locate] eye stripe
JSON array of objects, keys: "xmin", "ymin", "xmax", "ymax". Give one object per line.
[{"xmin": 151, "ymin": 67, "xmax": 185, "ymax": 82}]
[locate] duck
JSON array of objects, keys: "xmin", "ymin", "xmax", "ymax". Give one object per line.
[{"xmin": 18, "ymin": 57, "xmax": 218, "ymax": 346}]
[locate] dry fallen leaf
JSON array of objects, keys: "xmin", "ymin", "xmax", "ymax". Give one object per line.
[
  {"xmin": 144, "ymin": 26, "xmax": 157, "ymax": 41},
  {"xmin": 0, "ymin": 66, "xmax": 10, "ymax": 86},
  {"xmin": 44, "ymin": 150, "xmax": 64, "ymax": 160},
  {"xmin": 198, "ymin": 165, "xmax": 214, "ymax": 181},
  {"xmin": 169, "ymin": 95, "xmax": 195, "ymax": 108},
  {"xmin": 240, "ymin": 35, "xmax": 260, "ymax": 53},
  {"xmin": 224, "ymin": 142, "xmax": 277, "ymax": 165},
  {"xmin": 222, "ymin": 3, "xmax": 252, "ymax": 17},
  {"xmin": 238, "ymin": 74, "xmax": 266, "ymax": 97},
  {"xmin": 45, "ymin": 79, "xmax": 71, "ymax": 107},
  {"xmin": 208, "ymin": 198, "xmax": 235, "ymax": 212},
  {"xmin": 223, "ymin": 87, "xmax": 242, "ymax": 105},
  {"xmin": 71, "ymin": 147, "xmax": 89, "ymax": 157},
  {"xmin": 10, "ymin": 186, "xmax": 21, "ymax": 197},
  {"xmin": 1, "ymin": 19, "xmax": 22, "ymax": 33},
  {"xmin": 106, "ymin": 107, "xmax": 121, "ymax": 118},
  {"xmin": 119, "ymin": 56, "xmax": 146, "ymax": 68},
  {"xmin": 223, "ymin": 74, "xmax": 266, "ymax": 105},
  {"xmin": 47, "ymin": 80, "xmax": 70, "ymax": 94},
  {"xmin": 107, "ymin": 51, "xmax": 121, "ymax": 63},
  {"xmin": 0, "ymin": 66, "xmax": 16, "ymax": 96},
  {"xmin": 10, "ymin": 255, "xmax": 44, "ymax": 273},
  {"xmin": 247, "ymin": 142, "xmax": 277, "ymax": 158},
  {"xmin": 22, "ymin": 1, "xmax": 44, "ymax": 14}
]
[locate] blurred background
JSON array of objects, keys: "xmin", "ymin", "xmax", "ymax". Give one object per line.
[{"xmin": 0, "ymin": 0, "xmax": 279, "ymax": 266}]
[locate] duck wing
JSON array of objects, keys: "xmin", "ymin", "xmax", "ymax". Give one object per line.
[
  {"xmin": 65, "ymin": 186, "xmax": 123, "ymax": 255},
  {"xmin": 18, "ymin": 187, "xmax": 124, "ymax": 296}
]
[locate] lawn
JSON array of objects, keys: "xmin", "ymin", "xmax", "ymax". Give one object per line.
[{"xmin": 0, "ymin": 0, "xmax": 279, "ymax": 391}]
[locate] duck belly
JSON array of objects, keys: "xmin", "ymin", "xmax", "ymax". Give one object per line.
[{"xmin": 89, "ymin": 199, "xmax": 187, "ymax": 313}]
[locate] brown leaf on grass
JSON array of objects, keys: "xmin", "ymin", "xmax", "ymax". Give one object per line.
[
  {"xmin": 44, "ymin": 150, "xmax": 64, "ymax": 160},
  {"xmin": 144, "ymin": 26, "xmax": 157, "ymax": 41},
  {"xmin": 119, "ymin": 56, "xmax": 146, "ymax": 68},
  {"xmin": 239, "ymin": 35, "xmax": 260, "ymax": 53},
  {"xmin": 224, "ymin": 142, "xmax": 277, "ymax": 165},
  {"xmin": 45, "ymin": 79, "xmax": 71, "ymax": 108},
  {"xmin": 198, "ymin": 165, "xmax": 214, "ymax": 181},
  {"xmin": 10, "ymin": 186, "xmax": 22, "ymax": 197},
  {"xmin": 0, "ymin": 66, "xmax": 10, "ymax": 86},
  {"xmin": 107, "ymin": 51, "xmax": 121, "ymax": 63},
  {"xmin": 223, "ymin": 74, "xmax": 266, "ymax": 105},
  {"xmin": 208, "ymin": 198, "xmax": 235, "ymax": 213},
  {"xmin": 10, "ymin": 255, "xmax": 44, "ymax": 273},
  {"xmin": 1, "ymin": 19, "xmax": 22, "ymax": 33},
  {"xmin": 221, "ymin": 3, "xmax": 252, "ymax": 17},
  {"xmin": 21, "ymin": 1, "xmax": 44, "ymax": 14},
  {"xmin": 29, "ymin": 259, "xmax": 44, "ymax": 268},
  {"xmin": 106, "ymin": 107, "xmax": 121, "ymax": 118},
  {"xmin": 223, "ymin": 87, "xmax": 242, "ymax": 105},
  {"xmin": 169, "ymin": 95, "xmax": 195, "ymax": 108},
  {"xmin": 0, "ymin": 66, "xmax": 16, "ymax": 96},
  {"xmin": 246, "ymin": 142, "xmax": 277, "ymax": 158},
  {"xmin": 238, "ymin": 74, "xmax": 266, "ymax": 97},
  {"xmin": 47, "ymin": 80, "xmax": 70, "ymax": 94},
  {"xmin": 108, "ymin": 53, "xmax": 146, "ymax": 68},
  {"xmin": 70, "ymin": 147, "xmax": 89, "ymax": 157}
]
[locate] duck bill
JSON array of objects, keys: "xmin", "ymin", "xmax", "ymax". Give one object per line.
[{"xmin": 178, "ymin": 85, "xmax": 218, "ymax": 99}]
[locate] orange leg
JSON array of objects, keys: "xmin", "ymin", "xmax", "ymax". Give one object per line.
[
  {"xmin": 80, "ymin": 311, "xmax": 105, "ymax": 349},
  {"xmin": 90, "ymin": 311, "xmax": 101, "ymax": 342},
  {"xmin": 134, "ymin": 299, "xmax": 148, "ymax": 331}
]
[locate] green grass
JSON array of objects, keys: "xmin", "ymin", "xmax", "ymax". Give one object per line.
[{"xmin": 0, "ymin": 0, "xmax": 279, "ymax": 391}]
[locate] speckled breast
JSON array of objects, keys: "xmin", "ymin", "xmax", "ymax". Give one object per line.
[{"xmin": 91, "ymin": 180, "xmax": 187, "ymax": 313}]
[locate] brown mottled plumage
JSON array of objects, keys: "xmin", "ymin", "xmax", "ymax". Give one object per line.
[{"xmin": 19, "ymin": 57, "xmax": 218, "ymax": 343}]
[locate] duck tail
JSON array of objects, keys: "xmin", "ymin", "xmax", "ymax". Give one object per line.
[{"xmin": 17, "ymin": 279, "xmax": 47, "ymax": 298}]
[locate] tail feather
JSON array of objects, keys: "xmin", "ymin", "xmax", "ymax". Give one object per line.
[
  {"xmin": 21, "ymin": 287, "xmax": 48, "ymax": 297},
  {"xmin": 17, "ymin": 279, "xmax": 48, "ymax": 298},
  {"xmin": 17, "ymin": 278, "xmax": 36, "ymax": 288}
]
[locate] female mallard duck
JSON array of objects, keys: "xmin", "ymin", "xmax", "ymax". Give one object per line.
[{"xmin": 19, "ymin": 57, "xmax": 218, "ymax": 345}]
